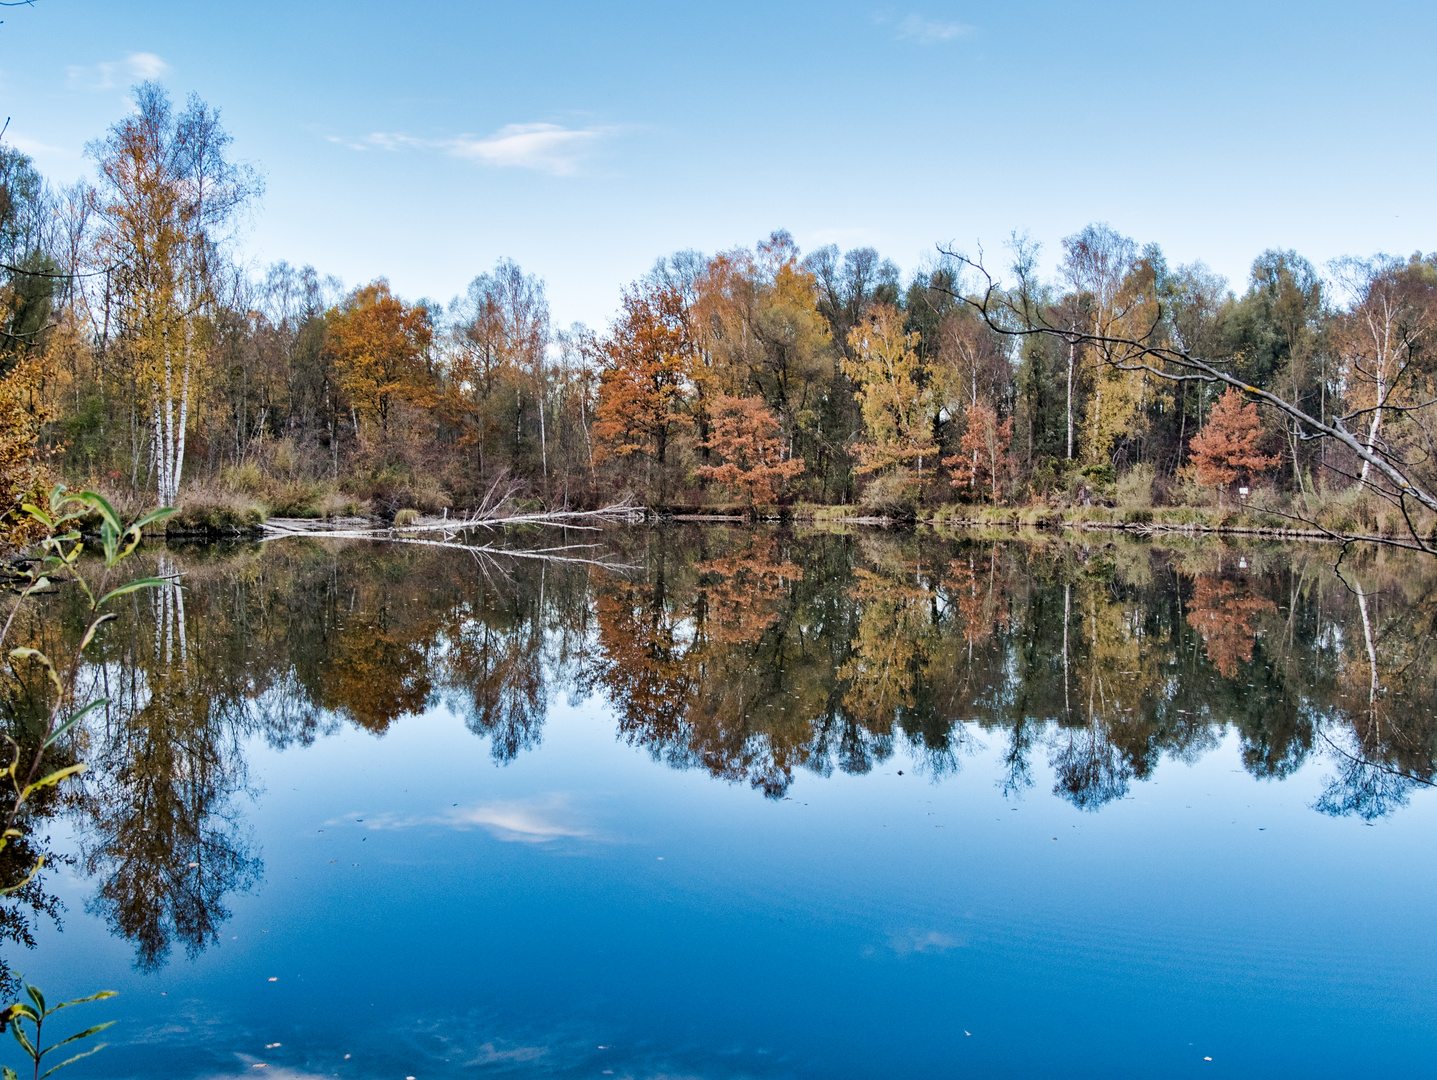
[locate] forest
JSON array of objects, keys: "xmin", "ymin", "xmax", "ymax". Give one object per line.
[{"xmin": 4, "ymin": 81, "xmax": 1437, "ymax": 547}]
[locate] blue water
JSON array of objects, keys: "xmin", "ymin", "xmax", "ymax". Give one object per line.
[{"xmin": 28, "ymin": 695, "xmax": 1437, "ymax": 1079}]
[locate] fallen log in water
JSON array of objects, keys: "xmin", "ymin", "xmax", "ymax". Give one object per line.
[
  {"xmin": 259, "ymin": 502, "xmax": 644, "ymax": 570},
  {"xmin": 263, "ymin": 501, "xmax": 644, "ymax": 537}
]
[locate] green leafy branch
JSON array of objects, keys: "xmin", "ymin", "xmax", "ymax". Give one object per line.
[
  {"xmin": 0, "ymin": 487, "xmax": 176, "ymax": 892},
  {"xmin": 0, "ymin": 980, "xmax": 114, "ymax": 1080}
]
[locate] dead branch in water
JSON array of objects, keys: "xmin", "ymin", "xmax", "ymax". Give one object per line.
[
  {"xmin": 262, "ymin": 500, "xmax": 645, "ymax": 539},
  {"xmin": 259, "ymin": 500, "xmax": 644, "ymax": 570}
]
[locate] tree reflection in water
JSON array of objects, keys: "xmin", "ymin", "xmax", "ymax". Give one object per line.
[
  {"xmin": 81, "ymin": 558, "xmax": 261, "ymax": 971},
  {"xmin": 5, "ymin": 526, "xmax": 1437, "ymax": 969}
]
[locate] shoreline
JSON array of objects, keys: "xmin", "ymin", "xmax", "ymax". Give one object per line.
[{"xmin": 147, "ymin": 510, "xmax": 1399, "ymax": 547}]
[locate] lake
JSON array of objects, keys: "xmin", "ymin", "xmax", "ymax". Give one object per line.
[{"xmin": 6, "ymin": 525, "xmax": 1437, "ymax": 1079}]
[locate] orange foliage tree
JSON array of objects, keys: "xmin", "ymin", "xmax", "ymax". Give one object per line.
[
  {"xmin": 944, "ymin": 400, "xmax": 1012, "ymax": 503},
  {"xmin": 1188, "ymin": 388, "xmax": 1280, "ymax": 498},
  {"xmin": 694, "ymin": 395, "xmax": 804, "ymax": 505},
  {"xmin": 327, "ymin": 280, "xmax": 434, "ymax": 439},
  {"xmin": 593, "ymin": 283, "xmax": 693, "ymax": 500}
]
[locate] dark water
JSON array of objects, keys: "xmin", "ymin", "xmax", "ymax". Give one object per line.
[{"xmin": 5, "ymin": 526, "xmax": 1437, "ymax": 1078}]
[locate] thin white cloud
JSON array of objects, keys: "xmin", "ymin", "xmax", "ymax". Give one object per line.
[
  {"xmin": 328, "ymin": 796, "xmax": 591, "ymax": 844},
  {"xmin": 6, "ymin": 134, "xmax": 73, "ymax": 161},
  {"xmin": 888, "ymin": 929, "xmax": 964, "ymax": 955},
  {"xmin": 447, "ymin": 123, "xmax": 600, "ymax": 175},
  {"xmin": 66, "ymin": 52, "xmax": 170, "ymax": 90},
  {"xmin": 896, "ymin": 14, "xmax": 974, "ymax": 43},
  {"xmin": 338, "ymin": 122, "xmax": 605, "ymax": 176},
  {"xmin": 444, "ymin": 798, "xmax": 591, "ymax": 842},
  {"xmin": 127, "ymin": 52, "xmax": 169, "ymax": 79}
]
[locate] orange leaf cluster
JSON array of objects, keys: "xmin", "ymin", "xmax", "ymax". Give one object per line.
[
  {"xmin": 694, "ymin": 395, "xmax": 804, "ymax": 505},
  {"xmin": 1188, "ymin": 389, "xmax": 1280, "ymax": 490},
  {"xmin": 327, "ymin": 280, "xmax": 434, "ymax": 436},
  {"xmin": 943, "ymin": 400, "xmax": 1012, "ymax": 502},
  {"xmin": 592, "ymin": 283, "xmax": 692, "ymax": 468}
]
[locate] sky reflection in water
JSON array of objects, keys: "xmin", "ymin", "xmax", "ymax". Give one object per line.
[{"xmin": 11, "ymin": 526, "xmax": 1437, "ymax": 1079}]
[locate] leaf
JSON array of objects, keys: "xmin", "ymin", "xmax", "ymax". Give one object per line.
[
  {"xmin": 96, "ymin": 578, "xmax": 169, "ymax": 609},
  {"xmin": 7, "ymin": 649, "xmax": 62, "ymax": 695},
  {"xmin": 0, "ymin": 855, "xmax": 44, "ymax": 897},
  {"xmin": 131, "ymin": 507, "xmax": 177, "ymax": 532},
  {"xmin": 24, "ymin": 985, "xmax": 44, "ymax": 1018},
  {"xmin": 77, "ymin": 614, "xmax": 117, "ymax": 653},
  {"xmin": 98, "ymin": 521, "xmax": 119, "ymax": 565},
  {"xmin": 46, "ymin": 1020, "xmax": 114, "ymax": 1052},
  {"xmin": 5, "ymin": 1063, "xmax": 18, "ymax": 1080},
  {"xmin": 75, "ymin": 492, "xmax": 121, "ymax": 534},
  {"xmin": 10, "ymin": 1020, "xmax": 37, "ymax": 1061},
  {"xmin": 20, "ymin": 764, "xmax": 86, "ymax": 801},
  {"xmin": 19, "ymin": 504, "xmax": 53, "ymax": 529},
  {"xmin": 45, "ymin": 699, "xmax": 109, "ymax": 749},
  {"xmin": 50, "ymin": 991, "xmax": 115, "ymax": 1012},
  {"xmin": 39, "ymin": 1042, "xmax": 109, "ymax": 1079}
]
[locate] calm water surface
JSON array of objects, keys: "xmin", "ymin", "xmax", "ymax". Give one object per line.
[{"xmin": 6, "ymin": 526, "xmax": 1437, "ymax": 1079}]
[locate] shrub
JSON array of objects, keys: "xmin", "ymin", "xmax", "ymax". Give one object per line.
[
  {"xmin": 856, "ymin": 473, "xmax": 919, "ymax": 517},
  {"xmin": 393, "ymin": 508, "xmax": 421, "ymax": 527},
  {"xmin": 221, "ymin": 460, "xmax": 264, "ymax": 494},
  {"xmin": 1114, "ymin": 463, "xmax": 1155, "ymax": 510},
  {"xmin": 320, "ymin": 492, "xmax": 368, "ymax": 519},
  {"xmin": 167, "ymin": 487, "xmax": 265, "ymax": 534},
  {"xmin": 266, "ymin": 480, "xmax": 322, "ymax": 518},
  {"xmin": 1080, "ymin": 462, "xmax": 1116, "ymax": 485}
]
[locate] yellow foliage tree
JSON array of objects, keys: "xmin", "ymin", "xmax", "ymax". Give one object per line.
[
  {"xmin": 0, "ymin": 357, "xmax": 51, "ymax": 550},
  {"xmin": 842, "ymin": 304, "xmax": 935, "ymax": 478}
]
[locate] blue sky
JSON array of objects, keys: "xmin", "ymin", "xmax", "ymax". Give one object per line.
[{"xmin": 3, "ymin": 0, "xmax": 1434, "ymax": 327}]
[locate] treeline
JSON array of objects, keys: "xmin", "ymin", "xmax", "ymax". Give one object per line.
[{"xmin": 3, "ymin": 82, "xmax": 1437, "ymax": 535}]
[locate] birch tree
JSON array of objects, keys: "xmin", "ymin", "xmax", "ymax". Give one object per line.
[
  {"xmin": 88, "ymin": 81, "xmax": 259, "ymax": 504},
  {"xmin": 1332, "ymin": 255, "xmax": 1437, "ymax": 483}
]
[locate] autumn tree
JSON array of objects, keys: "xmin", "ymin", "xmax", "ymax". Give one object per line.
[
  {"xmin": 843, "ymin": 304, "xmax": 935, "ymax": 481},
  {"xmin": 932, "ymin": 307, "xmax": 1009, "ymax": 424},
  {"xmin": 1061, "ymin": 224, "xmax": 1138, "ymax": 464},
  {"xmin": 88, "ymin": 81, "xmax": 260, "ymax": 504},
  {"xmin": 689, "ymin": 234, "xmax": 832, "ymax": 488},
  {"xmin": 1331, "ymin": 254, "xmax": 1437, "ymax": 484},
  {"xmin": 944, "ymin": 400, "xmax": 1012, "ymax": 502},
  {"xmin": 327, "ymin": 280, "xmax": 434, "ymax": 441},
  {"xmin": 694, "ymin": 394, "xmax": 804, "ymax": 505},
  {"xmin": 0, "ymin": 357, "xmax": 50, "ymax": 549},
  {"xmin": 445, "ymin": 259, "xmax": 551, "ymax": 485},
  {"xmin": 1188, "ymin": 388, "xmax": 1280, "ymax": 499},
  {"xmin": 1224, "ymin": 250, "xmax": 1327, "ymax": 494},
  {"xmin": 593, "ymin": 282, "xmax": 693, "ymax": 501}
]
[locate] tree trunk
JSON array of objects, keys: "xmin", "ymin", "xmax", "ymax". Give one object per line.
[{"xmin": 1066, "ymin": 340, "xmax": 1075, "ymax": 460}]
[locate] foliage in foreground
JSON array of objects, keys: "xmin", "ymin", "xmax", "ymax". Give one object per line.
[{"xmin": 0, "ymin": 487, "xmax": 174, "ymax": 1074}]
